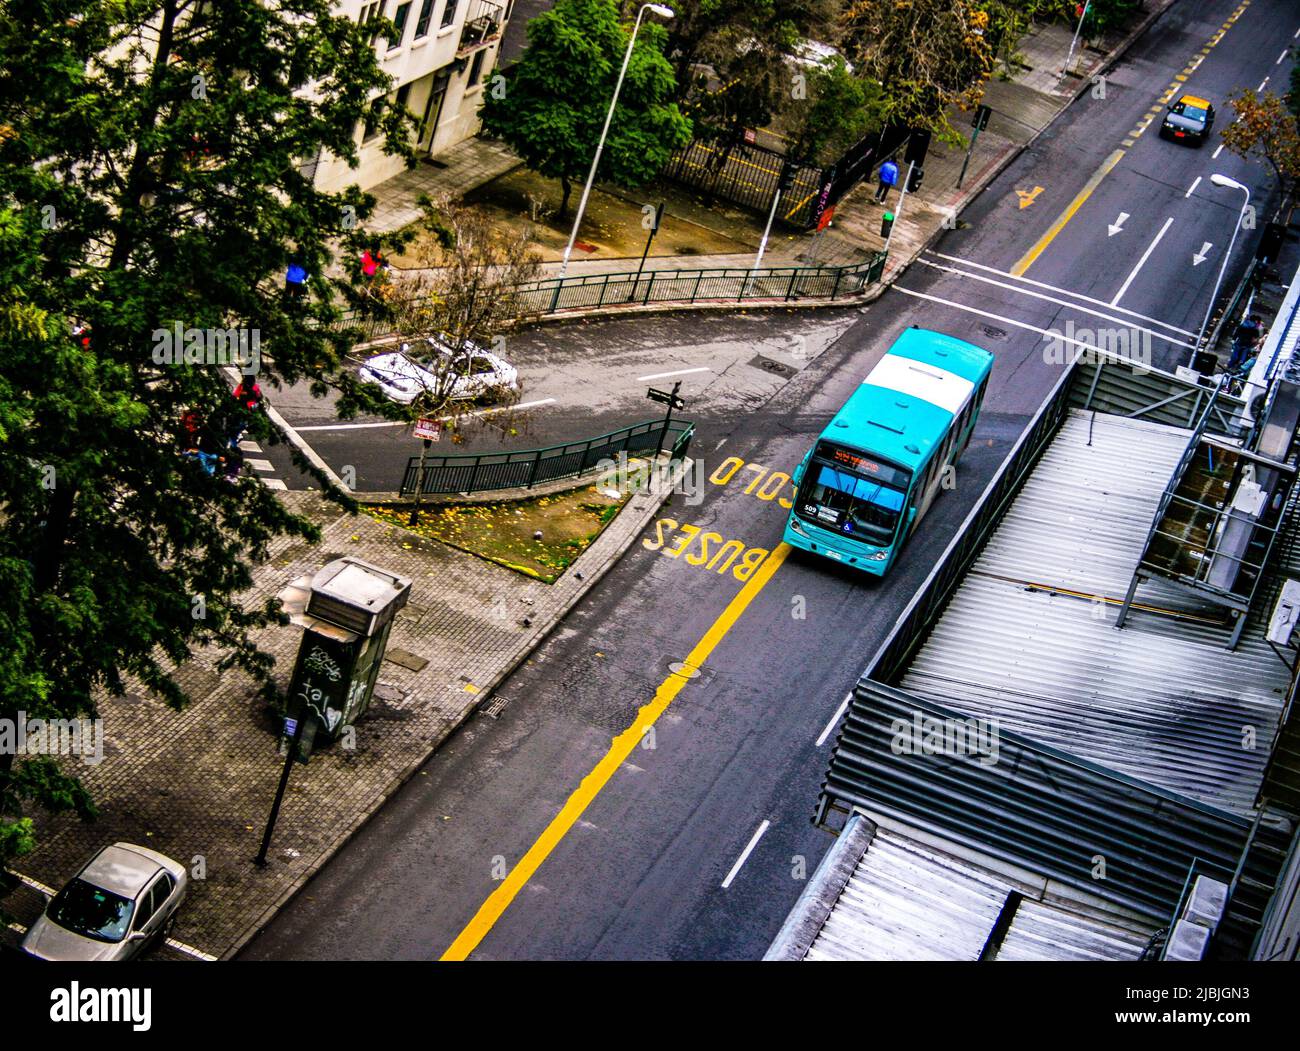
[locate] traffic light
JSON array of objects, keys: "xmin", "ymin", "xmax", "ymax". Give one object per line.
[
  {"xmin": 971, "ymin": 105, "xmax": 992, "ymax": 132},
  {"xmin": 880, "ymin": 211, "xmax": 894, "ymax": 239},
  {"xmin": 904, "ymin": 129, "xmax": 932, "ymax": 167},
  {"xmin": 906, "ymin": 166, "xmax": 924, "ymax": 193},
  {"xmin": 778, "ymin": 161, "xmax": 796, "ymax": 194}
]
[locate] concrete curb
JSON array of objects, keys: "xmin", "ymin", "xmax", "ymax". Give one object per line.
[{"xmin": 223, "ymin": 458, "xmax": 692, "ymax": 959}]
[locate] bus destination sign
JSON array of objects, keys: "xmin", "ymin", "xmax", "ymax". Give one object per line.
[{"xmin": 833, "ymin": 448, "xmax": 879, "ymax": 474}]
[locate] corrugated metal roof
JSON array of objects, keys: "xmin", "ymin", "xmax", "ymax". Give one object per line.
[
  {"xmin": 900, "ymin": 409, "xmax": 1290, "ymax": 815},
  {"xmin": 823, "ymin": 681, "xmax": 1253, "ymax": 923},
  {"xmin": 802, "ymin": 825, "xmax": 1155, "ymax": 962},
  {"xmin": 994, "ymin": 897, "xmax": 1151, "ymax": 961},
  {"xmin": 806, "ymin": 827, "xmax": 1006, "ymax": 961}
]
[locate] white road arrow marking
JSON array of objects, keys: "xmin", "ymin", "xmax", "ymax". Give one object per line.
[
  {"xmin": 1108, "ymin": 212, "xmax": 1130, "ymax": 236},
  {"xmin": 1193, "ymin": 242, "xmax": 1213, "ymax": 266}
]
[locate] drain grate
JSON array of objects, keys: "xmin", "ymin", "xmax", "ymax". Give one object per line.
[{"xmin": 481, "ymin": 694, "xmax": 511, "ymax": 719}]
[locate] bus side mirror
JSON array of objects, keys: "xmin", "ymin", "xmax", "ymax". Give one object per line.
[{"xmin": 793, "ymin": 463, "xmax": 803, "ymax": 485}]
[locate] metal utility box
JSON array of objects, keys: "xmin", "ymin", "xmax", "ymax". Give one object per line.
[{"xmin": 283, "ymin": 557, "xmax": 412, "ymax": 745}]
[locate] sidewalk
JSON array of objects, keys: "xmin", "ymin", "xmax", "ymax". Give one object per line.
[
  {"xmin": 2, "ymin": 466, "xmax": 688, "ymax": 960},
  {"xmin": 369, "ymin": 3, "xmax": 1175, "ymax": 299}
]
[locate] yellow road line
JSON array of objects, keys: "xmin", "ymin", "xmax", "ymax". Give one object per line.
[
  {"xmin": 1011, "ymin": 148, "xmax": 1125, "ymax": 277},
  {"xmin": 439, "ymin": 542, "xmax": 793, "ymax": 961}
]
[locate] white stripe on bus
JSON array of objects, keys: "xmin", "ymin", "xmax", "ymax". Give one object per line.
[{"xmin": 863, "ymin": 353, "xmax": 975, "ymax": 416}]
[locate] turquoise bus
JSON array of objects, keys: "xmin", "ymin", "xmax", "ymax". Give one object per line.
[{"xmin": 783, "ymin": 327, "xmax": 994, "ymax": 576}]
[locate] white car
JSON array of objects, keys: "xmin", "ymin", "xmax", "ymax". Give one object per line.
[
  {"xmin": 359, "ymin": 336, "xmax": 518, "ymax": 404},
  {"xmin": 21, "ymin": 843, "xmax": 189, "ymax": 961}
]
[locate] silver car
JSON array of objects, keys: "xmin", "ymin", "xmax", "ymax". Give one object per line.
[
  {"xmin": 359, "ymin": 335, "xmax": 519, "ymax": 404},
  {"xmin": 21, "ymin": 843, "xmax": 188, "ymax": 961}
]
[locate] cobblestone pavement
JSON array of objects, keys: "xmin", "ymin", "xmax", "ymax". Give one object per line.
[{"xmin": 4, "ymin": 466, "xmax": 687, "ymax": 960}]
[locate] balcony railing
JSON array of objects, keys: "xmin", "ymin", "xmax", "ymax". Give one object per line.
[{"xmin": 457, "ymin": 0, "xmax": 503, "ymax": 55}]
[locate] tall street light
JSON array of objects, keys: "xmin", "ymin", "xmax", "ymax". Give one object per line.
[
  {"xmin": 552, "ymin": 3, "xmax": 674, "ymax": 310},
  {"xmin": 1061, "ymin": 1, "xmax": 1092, "ymax": 80},
  {"xmin": 1190, "ymin": 174, "xmax": 1251, "ymax": 369}
]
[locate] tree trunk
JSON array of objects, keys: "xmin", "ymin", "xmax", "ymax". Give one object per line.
[{"xmin": 558, "ymin": 176, "xmax": 573, "ymax": 223}]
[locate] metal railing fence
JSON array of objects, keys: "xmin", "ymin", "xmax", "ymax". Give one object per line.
[{"xmin": 399, "ymin": 418, "xmax": 694, "ymax": 496}]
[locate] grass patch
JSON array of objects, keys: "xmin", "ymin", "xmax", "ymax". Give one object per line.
[{"xmin": 364, "ymin": 483, "xmax": 630, "ymax": 584}]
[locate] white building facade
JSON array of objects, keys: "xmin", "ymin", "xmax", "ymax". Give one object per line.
[{"xmin": 312, "ymin": 0, "xmax": 510, "ymax": 193}]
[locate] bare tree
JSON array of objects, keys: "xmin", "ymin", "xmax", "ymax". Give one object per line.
[{"xmin": 354, "ymin": 198, "xmax": 545, "ymax": 521}]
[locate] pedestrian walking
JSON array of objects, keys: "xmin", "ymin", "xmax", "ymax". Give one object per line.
[
  {"xmin": 1227, "ymin": 315, "xmax": 1264, "ymax": 370},
  {"xmin": 874, "ymin": 159, "xmax": 899, "ymax": 204},
  {"xmin": 232, "ymin": 376, "xmax": 263, "ymax": 413},
  {"xmin": 285, "ymin": 260, "xmax": 308, "ymax": 298},
  {"xmin": 222, "ymin": 441, "xmax": 245, "ymax": 484}
]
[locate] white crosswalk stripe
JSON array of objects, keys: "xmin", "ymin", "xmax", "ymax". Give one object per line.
[
  {"xmin": 261, "ymin": 478, "xmax": 288, "ymax": 490},
  {"xmin": 245, "ymin": 458, "xmax": 274, "ymax": 472}
]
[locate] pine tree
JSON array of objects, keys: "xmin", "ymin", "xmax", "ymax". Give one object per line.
[{"xmin": 0, "ymin": 0, "xmax": 413, "ymax": 869}]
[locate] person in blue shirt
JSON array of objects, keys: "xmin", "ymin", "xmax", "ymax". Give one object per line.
[
  {"xmin": 285, "ymin": 260, "xmax": 308, "ymax": 298},
  {"xmin": 875, "ymin": 159, "xmax": 899, "ymax": 203},
  {"xmin": 1227, "ymin": 315, "xmax": 1263, "ymax": 370}
]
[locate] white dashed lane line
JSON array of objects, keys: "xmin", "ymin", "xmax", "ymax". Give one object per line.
[{"xmin": 721, "ymin": 821, "xmax": 771, "ymax": 889}]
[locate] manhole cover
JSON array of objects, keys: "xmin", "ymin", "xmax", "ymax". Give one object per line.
[
  {"xmin": 384, "ymin": 647, "xmax": 428, "ymax": 672},
  {"xmin": 980, "ymin": 325, "xmax": 1008, "ymax": 341},
  {"xmin": 748, "ymin": 355, "xmax": 795, "ymax": 377},
  {"xmin": 668, "ymin": 661, "xmax": 701, "ymax": 679}
]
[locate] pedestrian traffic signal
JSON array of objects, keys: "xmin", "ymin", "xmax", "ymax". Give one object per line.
[
  {"xmin": 971, "ymin": 105, "xmax": 992, "ymax": 132},
  {"xmin": 778, "ymin": 162, "xmax": 796, "ymax": 193},
  {"xmin": 880, "ymin": 212, "xmax": 894, "ymax": 239},
  {"xmin": 906, "ymin": 167, "xmax": 924, "ymax": 193},
  {"xmin": 904, "ymin": 129, "xmax": 932, "ymax": 167}
]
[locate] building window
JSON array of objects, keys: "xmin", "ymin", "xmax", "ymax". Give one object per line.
[
  {"xmin": 360, "ymin": 1, "xmax": 386, "ymax": 44},
  {"xmin": 395, "ymin": 82, "xmax": 413, "ymax": 114},
  {"xmin": 391, "ymin": 2, "xmax": 412, "ymax": 44},
  {"xmin": 414, "ymin": 0, "xmax": 435, "ymax": 37},
  {"xmin": 467, "ymin": 49, "xmax": 486, "ymax": 87},
  {"xmin": 440, "ymin": 0, "xmax": 459, "ymax": 29},
  {"xmin": 362, "ymin": 96, "xmax": 384, "ymax": 142}
]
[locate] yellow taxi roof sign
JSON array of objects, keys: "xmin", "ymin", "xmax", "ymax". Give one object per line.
[{"xmin": 1180, "ymin": 94, "xmax": 1211, "ymax": 108}]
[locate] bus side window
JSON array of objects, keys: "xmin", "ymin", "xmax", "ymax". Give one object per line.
[{"xmin": 917, "ymin": 454, "xmax": 938, "ymax": 500}]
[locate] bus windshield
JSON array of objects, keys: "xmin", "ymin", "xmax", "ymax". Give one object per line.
[{"xmin": 795, "ymin": 444, "xmax": 910, "ymax": 544}]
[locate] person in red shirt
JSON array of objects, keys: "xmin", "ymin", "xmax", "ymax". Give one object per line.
[{"xmin": 233, "ymin": 377, "xmax": 262, "ymax": 412}]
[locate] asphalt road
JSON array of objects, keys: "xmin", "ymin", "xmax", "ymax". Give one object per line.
[
  {"xmin": 259, "ymin": 310, "xmax": 859, "ymax": 492},
  {"xmin": 240, "ymin": 0, "xmax": 1298, "ymax": 961}
]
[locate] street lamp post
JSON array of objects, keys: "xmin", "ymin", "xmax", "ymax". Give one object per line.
[
  {"xmin": 1190, "ymin": 174, "xmax": 1251, "ymax": 369},
  {"xmin": 1061, "ymin": 1, "xmax": 1092, "ymax": 79},
  {"xmin": 550, "ymin": 3, "xmax": 675, "ymax": 312}
]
